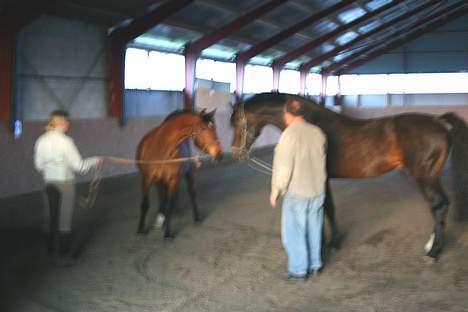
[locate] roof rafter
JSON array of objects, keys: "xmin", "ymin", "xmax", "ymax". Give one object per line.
[
  {"xmin": 186, "ymin": 0, "xmax": 287, "ymax": 55},
  {"xmin": 272, "ymin": 0, "xmax": 403, "ymax": 69},
  {"xmin": 236, "ymin": 0, "xmax": 357, "ymax": 63},
  {"xmin": 322, "ymin": 0, "xmax": 468, "ymax": 75},
  {"xmin": 110, "ymin": 0, "xmax": 194, "ymax": 44},
  {"xmin": 335, "ymin": 5, "xmax": 468, "ymax": 75},
  {"xmin": 301, "ymin": 0, "xmax": 443, "ymax": 72}
]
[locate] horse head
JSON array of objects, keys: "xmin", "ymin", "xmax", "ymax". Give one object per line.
[
  {"xmin": 230, "ymin": 103, "xmax": 263, "ymax": 160},
  {"xmin": 193, "ymin": 109, "xmax": 223, "ymax": 161}
]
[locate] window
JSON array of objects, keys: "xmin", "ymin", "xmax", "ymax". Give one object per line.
[
  {"xmin": 125, "ymin": 48, "xmax": 150, "ymax": 89},
  {"xmin": 305, "ymin": 73, "xmax": 322, "ymax": 95},
  {"xmin": 148, "ymin": 51, "xmax": 185, "ymax": 91},
  {"xmin": 243, "ymin": 64, "xmax": 273, "ymax": 93},
  {"xmin": 338, "ymin": 73, "xmax": 468, "ymax": 95},
  {"xmin": 279, "ymin": 69, "xmax": 300, "ymax": 94},
  {"xmin": 196, "ymin": 59, "xmax": 236, "ymax": 91},
  {"xmin": 125, "ymin": 48, "xmax": 184, "ymax": 91},
  {"xmin": 340, "ymin": 74, "xmax": 389, "ymax": 95}
]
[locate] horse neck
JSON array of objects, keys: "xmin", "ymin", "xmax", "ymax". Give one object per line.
[{"xmin": 160, "ymin": 116, "xmax": 198, "ymax": 154}]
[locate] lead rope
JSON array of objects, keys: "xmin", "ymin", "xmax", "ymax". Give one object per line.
[
  {"xmin": 248, "ymin": 157, "xmax": 273, "ymax": 175},
  {"xmin": 79, "ymin": 154, "xmax": 208, "ymax": 209}
]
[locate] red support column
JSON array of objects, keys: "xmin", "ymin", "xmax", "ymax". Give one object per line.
[
  {"xmin": 109, "ymin": 40, "xmax": 126, "ymax": 122},
  {"xmin": 299, "ymin": 69, "xmax": 307, "ymax": 96},
  {"xmin": 272, "ymin": 63, "xmax": 281, "ymax": 92},
  {"xmin": 184, "ymin": 52, "xmax": 197, "ymax": 110},
  {"xmin": 320, "ymin": 74, "xmax": 328, "ymax": 107},
  {"xmin": 235, "ymin": 59, "xmax": 246, "ymax": 103},
  {"xmin": 0, "ymin": 31, "xmax": 14, "ymax": 126}
]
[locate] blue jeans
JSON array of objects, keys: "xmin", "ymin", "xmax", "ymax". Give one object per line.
[{"xmin": 282, "ymin": 192, "xmax": 325, "ymax": 276}]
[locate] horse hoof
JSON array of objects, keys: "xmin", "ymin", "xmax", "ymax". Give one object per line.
[{"xmin": 194, "ymin": 217, "xmax": 203, "ymax": 224}]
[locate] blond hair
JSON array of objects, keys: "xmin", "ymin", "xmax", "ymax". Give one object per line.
[{"xmin": 46, "ymin": 110, "xmax": 69, "ymax": 131}]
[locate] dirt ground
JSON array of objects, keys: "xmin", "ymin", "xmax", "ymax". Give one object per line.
[{"xmin": 1, "ymin": 153, "xmax": 467, "ymax": 312}]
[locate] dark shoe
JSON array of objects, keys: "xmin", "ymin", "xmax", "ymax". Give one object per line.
[{"xmin": 287, "ymin": 273, "xmax": 308, "ymax": 281}]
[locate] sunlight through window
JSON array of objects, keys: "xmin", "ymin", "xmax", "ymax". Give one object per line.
[
  {"xmin": 125, "ymin": 48, "xmax": 150, "ymax": 89},
  {"xmin": 279, "ymin": 70, "xmax": 300, "ymax": 94},
  {"xmin": 243, "ymin": 65, "xmax": 273, "ymax": 93},
  {"xmin": 148, "ymin": 51, "xmax": 185, "ymax": 91},
  {"xmin": 196, "ymin": 59, "xmax": 236, "ymax": 91}
]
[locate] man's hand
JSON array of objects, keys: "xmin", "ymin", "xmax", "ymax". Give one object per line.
[{"xmin": 270, "ymin": 190, "xmax": 279, "ymax": 208}]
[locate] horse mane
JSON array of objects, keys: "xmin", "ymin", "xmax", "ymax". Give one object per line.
[
  {"xmin": 163, "ymin": 109, "xmax": 193, "ymax": 122},
  {"xmin": 163, "ymin": 109, "xmax": 214, "ymax": 124},
  {"xmin": 230, "ymin": 92, "xmax": 333, "ymax": 126}
]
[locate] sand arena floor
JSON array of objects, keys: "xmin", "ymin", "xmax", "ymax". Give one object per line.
[{"xmin": 1, "ymin": 153, "xmax": 467, "ymax": 312}]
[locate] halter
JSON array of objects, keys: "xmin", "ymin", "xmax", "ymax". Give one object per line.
[{"xmin": 232, "ymin": 104, "xmax": 254, "ymax": 158}]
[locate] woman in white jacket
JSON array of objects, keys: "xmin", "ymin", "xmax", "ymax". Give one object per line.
[{"xmin": 34, "ymin": 110, "xmax": 102, "ymax": 266}]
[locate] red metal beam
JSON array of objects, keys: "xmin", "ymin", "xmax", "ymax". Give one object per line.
[
  {"xmin": 235, "ymin": 59, "xmax": 246, "ymax": 103},
  {"xmin": 336, "ymin": 4, "xmax": 468, "ymax": 75},
  {"xmin": 186, "ymin": 0, "xmax": 287, "ymax": 55},
  {"xmin": 110, "ymin": 0, "xmax": 194, "ymax": 44},
  {"xmin": 272, "ymin": 0, "xmax": 403, "ymax": 70},
  {"xmin": 184, "ymin": 52, "xmax": 197, "ymax": 110},
  {"xmin": 0, "ymin": 32, "xmax": 15, "ymax": 125},
  {"xmin": 299, "ymin": 69, "xmax": 307, "ymax": 95},
  {"xmin": 301, "ymin": 0, "xmax": 442, "ymax": 72},
  {"xmin": 236, "ymin": 0, "xmax": 357, "ymax": 64},
  {"xmin": 109, "ymin": 41, "xmax": 125, "ymax": 121},
  {"xmin": 322, "ymin": 0, "xmax": 467, "ymax": 75}
]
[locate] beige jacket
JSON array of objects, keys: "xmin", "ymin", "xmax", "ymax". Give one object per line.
[{"xmin": 271, "ymin": 120, "xmax": 327, "ymax": 198}]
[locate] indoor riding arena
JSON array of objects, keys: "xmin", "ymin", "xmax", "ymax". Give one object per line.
[{"xmin": 1, "ymin": 1, "xmax": 468, "ymax": 311}]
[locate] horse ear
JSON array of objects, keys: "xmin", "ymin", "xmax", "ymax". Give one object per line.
[{"xmin": 206, "ymin": 109, "xmax": 216, "ymax": 118}]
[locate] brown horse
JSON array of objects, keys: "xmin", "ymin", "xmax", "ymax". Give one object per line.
[
  {"xmin": 137, "ymin": 110, "xmax": 223, "ymax": 238},
  {"xmin": 230, "ymin": 92, "xmax": 468, "ymax": 260}
]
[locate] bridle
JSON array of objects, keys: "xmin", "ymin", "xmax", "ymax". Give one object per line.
[
  {"xmin": 232, "ymin": 105, "xmax": 255, "ymax": 158},
  {"xmin": 188, "ymin": 121, "xmax": 221, "ymax": 156}
]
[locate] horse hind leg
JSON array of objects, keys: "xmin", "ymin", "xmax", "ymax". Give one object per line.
[
  {"xmin": 153, "ymin": 183, "xmax": 168, "ymax": 228},
  {"xmin": 185, "ymin": 170, "xmax": 201, "ymax": 223},
  {"xmin": 324, "ymin": 180, "xmax": 342, "ymax": 250},
  {"xmin": 163, "ymin": 181, "xmax": 179, "ymax": 239},
  {"xmin": 416, "ymin": 177, "xmax": 449, "ymax": 259},
  {"xmin": 137, "ymin": 178, "xmax": 152, "ymax": 234}
]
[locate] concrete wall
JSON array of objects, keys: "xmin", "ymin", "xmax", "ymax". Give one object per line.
[
  {"xmin": 342, "ymin": 105, "xmax": 468, "ymax": 121},
  {"xmin": 124, "ymin": 90, "xmax": 183, "ymax": 118},
  {"xmin": 16, "ymin": 15, "xmax": 108, "ymax": 120},
  {"xmin": 0, "ymin": 118, "xmax": 164, "ymax": 198}
]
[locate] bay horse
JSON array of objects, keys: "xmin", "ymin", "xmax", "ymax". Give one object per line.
[
  {"xmin": 230, "ymin": 92, "xmax": 468, "ymax": 260},
  {"xmin": 137, "ymin": 110, "xmax": 223, "ymax": 238}
]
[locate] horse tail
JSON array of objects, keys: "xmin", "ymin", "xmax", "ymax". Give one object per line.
[{"xmin": 438, "ymin": 112, "xmax": 468, "ymax": 222}]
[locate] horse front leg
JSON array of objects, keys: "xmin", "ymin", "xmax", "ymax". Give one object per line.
[
  {"xmin": 185, "ymin": 170, "xmax": 201, "ymax": 223},
  {"xmin": 324, "ymin": 180, "xmax": 341, "ymax": 250},
  {"xmin": 416, "ymin": 177, "xmax": 449, "ymax": 259}
]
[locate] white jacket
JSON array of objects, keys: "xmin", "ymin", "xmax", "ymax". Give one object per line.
[{"xmin": 34, "ymin": 130, "xmax": 99, "ymax": 182}]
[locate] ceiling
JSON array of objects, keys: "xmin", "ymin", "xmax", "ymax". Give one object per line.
[{"xmin": 3, "ymin": 0, "xmax": 468, "ymax": 72}]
